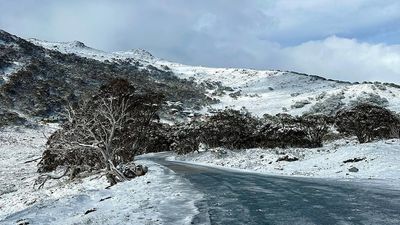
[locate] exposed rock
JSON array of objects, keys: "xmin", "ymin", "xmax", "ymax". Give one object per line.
[
  {"xmin": 276, "ymin": 155, "xmax": 299, "ymax": 162},
  {"xmin": 121, "ymin": 166, "xmax": 137, "ymax": 179},
  {"xmin": 117, "ymin": 164, "xmax": 148, "ymax": 178},
  {"xmin": 16, "ymin": 219, "xmax": 29, "ymax": 225},
  {"xmin": 99, "ymin": 196, "xmax": 112, "ymax": 202},
  {"xmin": 343, "ymin": 157, "xmax": 366, "ymax": 163},
  {"xmin": 348, "ymin": 167, "xmax": 359, "ymax": 173},
  {"xmin": 84, "ymin": 208, "xmax": 97, "ymax": 215},
  {"xmin": 229, "ymin": 90, "xmax": 242, "ymax": 99},
  {"xmin": 134, "ymin": 165, "xmax": 148, "ymax": 176}
]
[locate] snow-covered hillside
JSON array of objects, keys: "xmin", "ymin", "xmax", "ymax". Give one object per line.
[
  {"xmin": 29, "ymin": 39, "xmax": 400, "ymax": 116},
  {"xmin": 170, "ymin": 139, "xmax": 400, "ymax": 189}
]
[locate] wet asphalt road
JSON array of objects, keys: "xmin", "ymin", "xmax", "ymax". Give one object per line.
[{"xmin": 155, "ymin": 159, "xmax": 400, "ymax": 225}]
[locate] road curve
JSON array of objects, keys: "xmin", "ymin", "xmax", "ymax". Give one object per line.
[{"xmin": 152, "ymin": 157, "xmax": 400, "ymax": 225}]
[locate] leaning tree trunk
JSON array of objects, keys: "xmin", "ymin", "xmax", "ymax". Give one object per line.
[{"xmin": 100, "ymin": 148, "xmax": 127, "ymax": 185}]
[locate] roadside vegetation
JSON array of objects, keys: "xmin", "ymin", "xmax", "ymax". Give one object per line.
[
  {"xmin": 169, "ymin": 103, "xmax": 400, "ymax": 155},
  {"xmin": 37, "ymin": 78, "xmax": 163, "ymax": 186},
  {"xmin": 36, "ymin": 75, "xmax": 400, "ymax": 186}
]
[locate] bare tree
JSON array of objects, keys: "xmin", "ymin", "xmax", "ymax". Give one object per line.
[{"xmin": 39, "ymin": 79, "xmax": 164, "ymax": 184}]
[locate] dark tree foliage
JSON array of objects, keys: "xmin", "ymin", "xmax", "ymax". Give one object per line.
[
  {"xmin": 256, "ymin": 114, "xmax": 310, "ymax": 148},
  {"xmin": 299, "ymin": 114, "xmax": 331, "ymax": 147},
  {"xmin": 0, "ymin": 109, "xmax": 27, "ymax": 127},
  {"xmin": 170, "ymin": 120, "xmax": 202, "ymax": 155},
  {"xmin": 201, "ymin": 108, "xmax": 260, "ymax": 149},
  {"xmin": 255, "ymin": 113, "xmax": 331, "ymax": 148},
  {"xmin": 139, "ymin": 122, "xmax": 174, "ymax": 154},
  {"xmin": 335, "ymin": 103, "xmax": 400, "ymax": 143},
  {"xmin": 38, "ymin": 78, "xmax": 164, "ymax": 182},
  {"xmin": 166, "ymin": 110, "xmax": 333, "ymax": 155}
]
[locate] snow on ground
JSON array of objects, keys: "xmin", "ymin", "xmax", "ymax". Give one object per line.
[
  {"xmin": 0, "ymin": 62, "xmax": 24, "ymax": 83},
  {"xmin": 0, "ymin": 125, "xmax": 204, "ymax": 225},
  {"xmin": 170, "ymin": 139, "xmax": 400, "ymax": 188}
]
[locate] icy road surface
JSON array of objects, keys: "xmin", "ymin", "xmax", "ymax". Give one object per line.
[{"xmin": 152, "ymin": 157, "xmax": 400, "ymax": 225}]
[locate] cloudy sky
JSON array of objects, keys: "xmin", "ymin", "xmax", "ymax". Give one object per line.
[{"xmin": 1, "ymin": 0, "xmax": 399, "ymax": 83}]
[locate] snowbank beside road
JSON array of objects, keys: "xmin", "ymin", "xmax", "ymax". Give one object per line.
[
  {"xmin": 0, "ymin": 126, "xmax": 204, "ymax": 225},
  {"xmin": 171, "ymin": 139, "xmax": 400, "ymax": 187}
]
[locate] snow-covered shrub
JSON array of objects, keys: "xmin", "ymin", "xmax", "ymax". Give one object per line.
[
  {"xmin": 349, "ymin": 93, "xmax": 389, "ymax": 108},
  {"xmin": 256, "ymin": 114, "xmax": 309, "ymax": 148},
  {"xmin": 256, "ymin": 113, "xmax": 332, "ymax": 148},
  {"xmin": 170, "ymin": 120, "xmax": 202, "ymax": 154},
  {"xmin": 254, "ymin": 122, "xmax": 309, "ymax": 148},
  {"xmin": 201, "ymin": 108, "xmax": 259, "ymax": 149},
  {"xmin": 228, "ymin": 90, "xmax": 242, "ymax": 99},
  {"xmin": 309, "ymin": 93, "xmax": 345, "ymax": 115},
  {"xmin": 374, "ymin": 83, "xmax": 387, "ymax": 91},
  {"xmin": 335, "ymin": 103, "xmax": 400, "ymax": 143},
  {"xmin": 316, "ymin": 91, "xmax": 327, "ymax": 101},
  {"xmin": 298, "ymin": 114, "xmax": 331, "ymax": 147},
  {"xmin": 291, "ymin": 99, "xmax": 311, "ymax": 109}
]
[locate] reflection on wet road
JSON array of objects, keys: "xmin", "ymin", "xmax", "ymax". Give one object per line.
[{"xmin": 157, "ymin": 159, "xmax": 400, "ymax": 225}]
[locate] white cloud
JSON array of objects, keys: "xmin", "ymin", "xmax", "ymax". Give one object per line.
[{"xmin": 278, "ymin": 36, "xmax": 400, "ymax": 83}]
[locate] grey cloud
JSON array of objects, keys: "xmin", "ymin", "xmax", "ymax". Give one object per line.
[{"xmin": 0, "ymin": 0, "xmax": 399, "ymax": 83}]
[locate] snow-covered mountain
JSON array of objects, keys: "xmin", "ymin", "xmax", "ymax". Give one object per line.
[
  {"xmin": 1, "ymin": 29, "xmax": 400, "ymax": 121},
  {"xmin": 28, "ymin": 37, "xmax": 400, "ymax": 117}
]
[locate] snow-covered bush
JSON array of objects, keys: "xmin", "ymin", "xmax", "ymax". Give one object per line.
[
  {"xmin": 256, "ymin": 113, "xmax": 331, "ymax": 148},
  {"xmin": 298, "ymin": 114, "xmax": 331, "ymax": 147},
  {"xmin": 255, "ymin": 122, "xmax": 308, "ymax": 148},
  {"xmin": 291, "ymin": 100, "xmax": 311, "ymax": 109},
  {"xmin": 170, "ymin": 120, "xmax": 202, "ymax": 154},
  {"xmin": 349, "ymin": 93, "xmax": 389, "ymax": 108},
  {"xmin": 257, "ymin": 114, "xmax": 308, "ymax": 148},
  {"xmin": 309, "ymin": 93, "xmax": 345, "ymax": 115},
  {"xmin": 335, "ymin": 103, "xmax": 400, "ymax": 143},
  {"xmin": 201, "ymin": 108, "xmax": 259, "ymax": 149}
]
